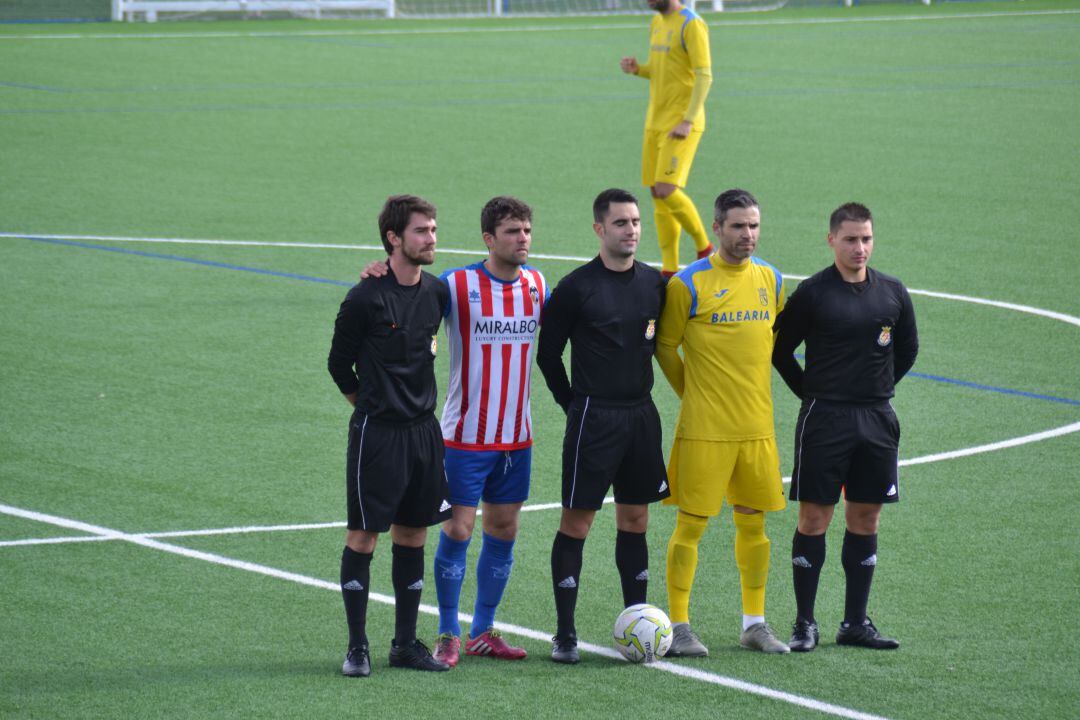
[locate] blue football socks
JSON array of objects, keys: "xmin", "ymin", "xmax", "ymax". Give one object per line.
[
  {"xmin": 434, "ymin": 531, "xmax": 470, "ymax": 636},
  {"xmin": 471, "ymin": 532, "xmax": 515, "ymax": 635}
]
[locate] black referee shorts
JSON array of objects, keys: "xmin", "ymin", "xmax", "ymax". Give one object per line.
[
  {"xmin": 345, "ymin": 411, "xmax": 452, "ymax": 532},
  {"xmin": 790, "ymin": 398, "xmax": 900, "ymax": 506},
  {"xmin": 561, "ymin": 396, "xmax": 669, "ymax": 510}
]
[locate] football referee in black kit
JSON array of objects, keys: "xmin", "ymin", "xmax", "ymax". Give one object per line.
[
  {"xmin": 772, "ymin": 202, "xmax": 918, "ymax": 653},
  {"xmin": 537, "ymin": 188, "xmax": 669, "ymax": 664},
  {"xmin": 328, "ymin": 195, "xmax": 453, "ymax": 677}
]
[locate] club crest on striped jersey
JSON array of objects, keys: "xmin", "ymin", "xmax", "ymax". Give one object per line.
[
  {"xmin": 877, "ymin": 326, "xmax": 892, "ymax": 347},
  {"xmin": 758, "ymin": 288, "xmax": 769, "ymax": 306},
  {"xmin": 528, "ymin": 282, "xmax": 540, "ymax": 305},
  {"xmin": 430, "ymin": 334, "xmax": 438, "ymax": 356},
  {"xmin": 645, "ymin": 319, "xmax": 656, "ymax": 340}
]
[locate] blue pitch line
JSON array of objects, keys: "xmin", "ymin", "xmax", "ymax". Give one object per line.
[
  {"xmin": 904, "ymin": 371, "xmax": 1080, "ymax": 407},
  {"xmin": 26, "ymin": 236, "xmax": 352, "ymax": 288},
  {"xmin": 23, "ymin": 234, "xmax": 1080, "ymax": 408},
  {"xmin": 0, "ymin": 81, "xmax": 69, "ymax": 92}
]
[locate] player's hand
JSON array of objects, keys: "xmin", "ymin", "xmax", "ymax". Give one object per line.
[
  {"xmin": 359, "ymin": 259, "xmax": 389, "ymax": 280},
  {"xmin": 667, "ymin": 121, "xmax": 692, "ymax": 139},
  {"xmin": 620, "ymin": 56, "xmax": 639, "ymax": 75}
]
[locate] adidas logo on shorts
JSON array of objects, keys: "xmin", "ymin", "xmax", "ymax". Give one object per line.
[{"xmin": 439, "ymin": 499, "xmax": 452, "ymax": 512}]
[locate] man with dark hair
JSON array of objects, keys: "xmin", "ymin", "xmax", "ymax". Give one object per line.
[
  {"xmin": 328, "ymin": 194, "xmax": 453, "ymax": 677},
  {"xmin": 430, "ymin": 196, "xmax": 547, "ymax": 666},
  {"xmin": 358, "ymin": 196, "xmax": 547, "ymax": 667},
  {"xmin": 773, "ymin": 202, "xmax": 918, "ymax": 652},
  {"xmin": 620, "ymin": 0, "xmax": 714, "ymax": 278},
  {"xmin": 655, "ymin": 188, "xmax": 790, "ymax": 657},
  {"xmin": 537, "ymin": 188, "xmax": 668, "ymax": 664}
]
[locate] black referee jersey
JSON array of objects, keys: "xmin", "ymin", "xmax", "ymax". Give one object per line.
[
  {"xmin": 328, "ymin": 268, "xmax": 450, "ymax": 421},
  {"xmin": 537, "ymin": 257, "xmax": 666, "ymax": 411},
  {"xmin": 772, "ymin": 265, "xmax": 918, "ymax": 403}
]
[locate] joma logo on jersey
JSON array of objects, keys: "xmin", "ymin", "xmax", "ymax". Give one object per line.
[
  {"xmin": 468, "ymin": 289, "xmax": 482, "ymax": 303},
  {"xmin": 711, "ymin": 310, "xmax": 771, "ymax": 324}
]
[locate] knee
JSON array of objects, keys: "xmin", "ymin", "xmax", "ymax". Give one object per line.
[
  {"xmin": 559, "ymin": 512, "xmax": 593, "ymax": 540},
  {"xmin": 797, "ymin": 503, "xmax": 834, "ymax": 535},
  {"xmin": 616, "ymin": 508, "xmax": 648, "ymax": 534},
  {"xmin": 846, "ymin": 513, "xmax": 880, "ymax": 535},
  {"xmin": 653, "ymin": 183, "xmax": 677, "ymax": 200},
  {"xmin": 443, "ymin": 516, "xmax": 475, "ymax": 542},
  {"xmin": 482, "ymin": 518, "xmax": 519, "ymax": 542},
  {"xmin": 844, "ymin": 502, "xmax": 882, "ymax": 535},
  {"xmin": 672, "ymin": 510, "xmax": 708, "ymax": 543},
  {"xmin": 732, "ymin": 508, "xmax": 766, "ymax": 537},
  {"xmin": 345, "ymin": 530, "xmax": 376, "ymax": 554}
]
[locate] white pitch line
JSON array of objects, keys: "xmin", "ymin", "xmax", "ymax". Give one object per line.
[
  {"xmin": 0, "ymin": 9, "xmax": 1075, "ymax": 41},
  {"xmin": 6, "ymin": 231, "xmax": 1079, "ymax": 325},
  {"xmin": 897, "ymin": 421, "xmax": 1080, "ymax": 467},
  {"xmin": 0, "ymin": 534, "xmax": 115, "ymax": 548},
  {"xmin": 0, "ymin": 500, "xmax": 887, "ymax": 720},
  {"xmin": 9, "ymin": 418, "xmax": 1080, "ymax": 547},
  {"xmin": 0, "ymin": 497, "xmax": 598, "ymax": 548}
]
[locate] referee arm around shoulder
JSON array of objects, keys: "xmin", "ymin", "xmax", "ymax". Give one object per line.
[
  {"xmin": 536, "ymin": 276, "xmax": 579, "ymax": 413},
  {"xmin": 654, "ymin": 274, "xmax": 692, "ymax": 398},
  {"xmin": 771, "ymin": 281, "xmax": 812, "ymax": 399}
]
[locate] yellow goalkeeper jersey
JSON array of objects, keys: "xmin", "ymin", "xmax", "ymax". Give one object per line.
[
  {"xmin": 655, "ymin": 254, "xmax": 785, "ymax": 442},
  {"xmin": 641, "ymin": 7, "xmax": 711, "ymax": 132}
]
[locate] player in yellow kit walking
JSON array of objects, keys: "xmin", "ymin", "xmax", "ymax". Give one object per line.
[
  {"xmin": 655, "ymin": 189, "xmax": 790, "ymax": 656},
  {"xmin": 621, "ymin": 0, "xmax": 715, "ymax": 278}
]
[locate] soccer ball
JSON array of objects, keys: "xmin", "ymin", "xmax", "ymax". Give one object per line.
[{"xmin": 613, "ymin": 603, "xmax": 673, "ymax": 663}]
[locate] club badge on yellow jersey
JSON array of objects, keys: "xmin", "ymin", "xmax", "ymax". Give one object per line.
[
  {"xmin": 758, "ymin": 288, "xmax": 768, "ymax": 306},
  {"xmin": 431, "ymin": 335, "xmax": 438, "ymax": 356},
  {"xmin": 645, "ymin": 319, "xmax": 657, "ymax": 340},
  {"xmin": 877, "ymin": 326, "xmax": 892, "ymax": 347}
]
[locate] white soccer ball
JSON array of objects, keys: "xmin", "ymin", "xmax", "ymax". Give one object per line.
[{"xmin": 613, "ymin": 603, "xmax": 673, "ymax": 663}]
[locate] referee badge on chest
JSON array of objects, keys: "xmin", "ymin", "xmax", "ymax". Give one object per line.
[
  {"xmin": 430, "ymin": 334, "xmax": 438, "ymax": 356},
  {"xmin": 877, "ymin": 326, "xmax": 893, "ymax": 347},
  {"xmin": 645, "ymin": 319, "xmax": 656, "ymax": 340}
]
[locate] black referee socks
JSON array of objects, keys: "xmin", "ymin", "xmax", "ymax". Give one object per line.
[
  {"xmin": 791, "ymin": 530, "xmax": 826, "ymax": 623},
  {"xmin": 391, "ymin": 543, "xmax": 425, "ymax": 645},
  {"xmin": 551, "ymin": 532, "xmax": 586, "ymax": 638},
  {"xmin": 341, "ymin": 546, "xmax": 372, "ymax": 649},
  {"xmin": 841, "ymin": 530, "xmax": 878, "ymax": 626},
  {"xmin": 615, "ymin": 530, "xmax": 649, "ymax": 608}
]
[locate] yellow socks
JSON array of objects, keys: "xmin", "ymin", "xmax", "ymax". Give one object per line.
[
  {"xmin": 658, "ymin": 189, "xmax": 711, "ymax": 254},
  {"xmin": 666, "ymin": 510, "xmax": 709, "ymax": 623},
  {"xmin": 733, "ymin": 510, "xmax": 770, "ymax": 617},
  {"xmin": 654, "ymin": 203, "xmax": 680, "ymax": 275}
]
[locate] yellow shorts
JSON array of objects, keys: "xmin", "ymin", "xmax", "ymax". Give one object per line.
[
  {"xmin": 641, "ymin": 128, "xmax": 703, "ymax": 188},
  {"xmin": 663, "ymin": 437, "xmax": 786, "ymax": 516}
]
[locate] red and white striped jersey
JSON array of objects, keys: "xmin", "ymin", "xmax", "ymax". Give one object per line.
[{"xmin": 439, "ymin": 262, "xmax": 548, "ymax": 451}]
